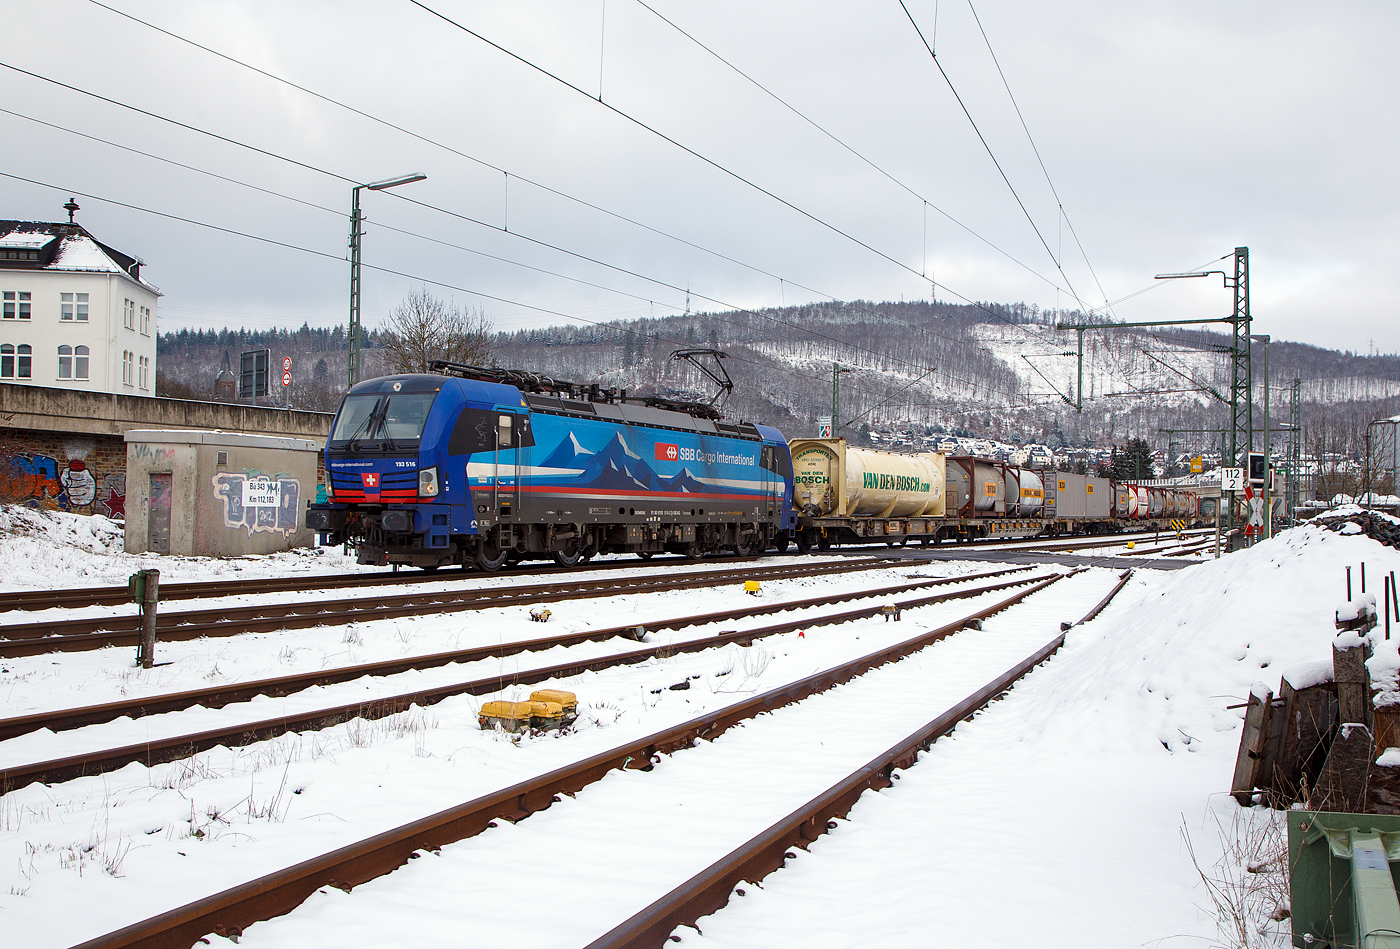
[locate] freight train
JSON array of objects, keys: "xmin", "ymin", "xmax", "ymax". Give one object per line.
[{"xmin": 305, "ymin": 361, "xmax": 1203, "ymax": 569}]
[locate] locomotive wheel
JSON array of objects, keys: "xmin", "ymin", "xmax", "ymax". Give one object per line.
[
  {"xmin": 476, "ymin": 543, "xmax": 509, "ymax": 572},
  {"xmin": 733, "ymin": 536, "xmax": 758, "ymax": 557},
  {"xmin": 773, "ymin": 532, "xmax": 790, "ymax": 553},
  {"xmin": 552, "ymin": 545, "xmax": 583, "ymax": 567}
]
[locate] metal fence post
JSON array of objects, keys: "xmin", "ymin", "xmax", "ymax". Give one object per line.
[{"xmin": 131, "ymin": 568, "xmax": 160, "ymax": 669}]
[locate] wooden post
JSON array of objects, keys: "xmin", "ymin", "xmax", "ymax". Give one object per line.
[
  {"xmin": 1276, "ymin": 677, "xmax": 1338, "ymax": 802},
  {"xmin": 1232, "ymin": 683, "xmax": 1274, "ymax": 805},
  {"xmin": 1315, "ymin": 722, "xmax": 1374, "ymax": 813},
  {"xmin": 137, "ymin": 569, "xmax": 159, "ymax": 669},
  {"xmin": 1335, "ymin": 632, "xmax": 1374, "ymax": 733}
]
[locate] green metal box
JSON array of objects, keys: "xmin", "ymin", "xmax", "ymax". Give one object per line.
[{"xmin": 1288, "ymin": 810, "xmax": 1400, "ymax": 948}]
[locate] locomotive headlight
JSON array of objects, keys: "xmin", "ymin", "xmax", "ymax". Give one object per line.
[{"xmin": 418, "ymin": 466, "xmax": 440, "ymax": 497}]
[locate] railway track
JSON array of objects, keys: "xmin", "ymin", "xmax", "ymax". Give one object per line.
[
  {"xmin": 964, "ymin": 526, "xmax": 1211, "ymax": 552},
  {"xmin": 588, "ymin": 570, "xmax": 1133, "ymax": 949},
  {"xmin": 64, "ymin": 567, "xmax": 1129, "ymax": 949},
  {"xmin": 0, "ymin": 551, "xmax": 777, "ymax": 613},
  {"xmin": 0, "ymin": 557, "xmax": 898, "ymax": 658},
  {"xmin": 0, "ymin": 567, "xmax": 1050, "ymax": 791},
  {"xmin": 1, "ymin": 528, "xmax": 1206, "ymax": 615}
]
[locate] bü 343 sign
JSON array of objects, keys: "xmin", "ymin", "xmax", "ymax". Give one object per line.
[{"xmin": 242, "ymin": 478, "xmax": 282, "ymax": 507}]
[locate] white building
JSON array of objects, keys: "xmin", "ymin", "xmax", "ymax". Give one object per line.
[{"xmin": 0, "ymin": 208, "xmax": 160, "ymax": 396}]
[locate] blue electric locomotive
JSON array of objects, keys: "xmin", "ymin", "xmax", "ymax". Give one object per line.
[{"xmin": 306, "ymin": 362, "xmax": 797, "ymax": 570}]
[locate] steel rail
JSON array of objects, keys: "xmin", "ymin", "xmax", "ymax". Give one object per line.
[
  {"xmin": 0, "ymin": 559, "xmax": 895, "ymax": 658},
  {"xmin": 0, "ymin": 552, "xmax": 782, "ymax": 613},
  {"xmin": 3, "ymin": 571, "xmax": 1061, "ymax": 792},
  {"xmin": 854, "ymin": 527, "xmax": 1211, "ymax": 556},
  {"xmin": 0, "ymin": 566, "xmax": 1033, "ymax": 743},
  {"xmin": 65, "ymin": 572, "xmax": 1079, "ymax": 949},
  {"xmin": 584, "ymin": 568, "xmax": 1135, "ymax": 949},
  {"xmin": 969, "ymin": 527, "xmax": 1211, "ymax": 552}
]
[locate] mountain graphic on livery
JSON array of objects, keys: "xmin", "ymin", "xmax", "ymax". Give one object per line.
[{"xmin": 537, "ymin": 430, "xmax": 711, "ymax": 495}]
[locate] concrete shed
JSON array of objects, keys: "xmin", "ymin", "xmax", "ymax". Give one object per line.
[{"xmin": 124, "ymin": 429, "xmax": 320, "ymax": 556}]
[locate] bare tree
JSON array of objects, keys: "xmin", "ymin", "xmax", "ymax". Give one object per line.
[{"xmin": 379, "ymin": 287, "xmax": 492, "ymax": 373}]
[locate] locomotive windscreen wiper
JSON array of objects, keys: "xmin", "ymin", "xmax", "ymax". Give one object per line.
[{"xmin": 345, "ymin": 397, "xmax": 387, "ymax": 451}]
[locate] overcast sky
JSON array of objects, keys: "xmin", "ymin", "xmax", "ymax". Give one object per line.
[{"xmin": 3, "ymin": 0, "xmax": 1397, "ymax": 355}]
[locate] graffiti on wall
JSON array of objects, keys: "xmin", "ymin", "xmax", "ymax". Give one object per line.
[
  {"xmin": 1, "ymin": 443, "xmax": 126, "ymax": 517},
  {"xmin": 130, "ymin": 444, "xmax": 175, "ymax": 464},
  {"xmin": 212, "ymin": 471, "xmax": 301, "ymax": 536},
  {"xmin": 97, "ymin": 474, "xmax": 126, "ymax": 519}
]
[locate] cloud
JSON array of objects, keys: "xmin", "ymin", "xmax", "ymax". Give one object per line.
[{"xmin": 1, "ymin": 0, "xmax": 1395, "ymax": 351}]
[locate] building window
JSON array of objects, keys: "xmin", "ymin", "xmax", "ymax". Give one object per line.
[
  {"xmin": 59, "ymin": 344, "xmax": 89, "ymax": 380},
  {"xmin": 60, "ymin": 292, "xmax": 89, "ymax": 322},
  {"xmin": 123, "ymin": 299, "xmax": 135, "ymax": 330},
  {"xmin": 139, "ymin": 354, "xmax": 149, "ymax": 390},
  {"xmin": 141, "ymin": 305, "xmax": 151, "ymax": 335},
  {"xmin": 3, "ymin": 344, "xmax": 31, "ymax": 379},
  {"xmin": 2, "ymin": 291, "xmax": 30, "ymax": 320}
]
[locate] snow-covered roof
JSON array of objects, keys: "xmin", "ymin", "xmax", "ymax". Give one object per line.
[
  {"xmin": 50, "ymin": 235, "xmax": 126, "ymax": 274},
  {"xmin": 0, "ymin": 220, "xmax": 160, "ymax": 294},
  {"xmin": 0, "ymin": 232, "xmax": 49, "ymax": 250}
]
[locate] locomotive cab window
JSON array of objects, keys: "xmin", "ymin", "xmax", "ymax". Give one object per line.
[{"xmin": 330, "ymin": 392, "xmax": 438, "ymax": 450}]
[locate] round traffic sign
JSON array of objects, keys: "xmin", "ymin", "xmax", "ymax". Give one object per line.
[
  {"xmin": 282, "ymin": 356, "xmax": 292, "ymax": 371},
  {"xmin": 281, "ymin": 371, "xmax": 292, "ymax": 386}
]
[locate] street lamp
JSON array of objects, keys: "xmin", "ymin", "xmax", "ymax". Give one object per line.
[
  {"xmin": 1154, "ymin": 248, "xmax": 1252, "ymax": 539},
  {"xmin": 348, "ymin": 172, "xmax": 427, "ymax": 388}
]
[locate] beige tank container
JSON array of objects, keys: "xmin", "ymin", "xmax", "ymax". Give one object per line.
[{"xmin": 789, "ymin": 439, "xmax": 945, "ymax": 518}]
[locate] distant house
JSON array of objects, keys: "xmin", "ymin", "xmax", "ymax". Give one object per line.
[{"xmin": 0, "ymin": 206, "xmax": 161, "ymax": 396}]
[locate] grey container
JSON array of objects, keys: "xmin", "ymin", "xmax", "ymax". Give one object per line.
[{"xmin": 1085, "ymin": 476, "xmax": 1111, "ymax": 518}]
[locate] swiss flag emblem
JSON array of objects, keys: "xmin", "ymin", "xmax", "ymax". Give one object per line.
[
  {"xmin": 361, "ymin": 472, "xmax": 380, "ymax": 489},
  {"xmin": 655, "ymin": 443, "xmax": 679, "ymax": 462}
]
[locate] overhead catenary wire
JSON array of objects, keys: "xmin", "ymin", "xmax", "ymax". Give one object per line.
[
  {"xmin": 1, "ymin": 170, "xmax": 988, "ymax": 413},
  {"xmin": 0, "ymin": 106, "xmax": 672, "ymax": 310},
  {"xmin": 963, "ymin": 0, "xmax": 1114, "ymax": 315},
  {"xmin": 0, "ymin": 58, "xmax": 998, "ymax": 386},
  {"xmin": 78, "ymin": 0, "xmax": 833, "ymax": 304},
  {"xmin": 897, "ymin": 0, "xmax": 1091, "ymax": 315},
  {"xmin": 631, "ymin": 0, "xmax": 1074, "ymax": 298},
  {"xmin": 63, "ymin": 1, "xmax": 1095, "ymax": 378},
  {"xmin": 404, "ymin": 0, "xmax": 1071, "ymax": 344}
]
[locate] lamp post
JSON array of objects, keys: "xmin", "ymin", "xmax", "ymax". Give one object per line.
[
  {"xmin": 1153, "ymin": 248, "xmax": 1251, "ymax": 536},
  {"xmin": 348, "ymin": 173, "xmax": 427, "ymax": 388}
]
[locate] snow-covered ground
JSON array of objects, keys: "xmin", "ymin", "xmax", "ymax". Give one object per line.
[{"xmin": 2, "ymin": 506, "xmax": 1396, "ymax": 947}]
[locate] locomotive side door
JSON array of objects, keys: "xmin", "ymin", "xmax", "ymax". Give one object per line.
[
  {"xmin": 492, "ymin": 409, "xmax": 528, "ymax": 520},
  {"xmin": 761, "ymin": 444, "xmax": 779, "ymax": 520}
]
